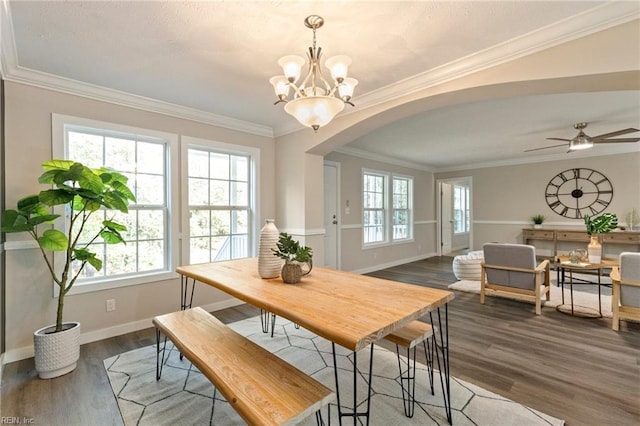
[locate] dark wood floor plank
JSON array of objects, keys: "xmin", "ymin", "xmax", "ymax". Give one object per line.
[{"xmin": 2, "ymin": 257, "xmax": 639, "ymax": 425}]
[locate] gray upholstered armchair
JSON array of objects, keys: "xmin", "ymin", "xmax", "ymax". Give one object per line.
[
  {"xmin": 610, "ymin": 252, "xmax": 640, "ymax": 331},
  {"xmin": 480, "ymin": 243, "xmax": 550, "ymax": 315}
]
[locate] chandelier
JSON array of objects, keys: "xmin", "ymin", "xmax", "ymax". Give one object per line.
[{"xmin": 270, "ymin": 15, "xmax": 358, "ymax": 132}]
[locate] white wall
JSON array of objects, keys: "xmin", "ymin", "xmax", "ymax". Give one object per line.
[
  {"xmin": 436, "ymin": 152, "xmax": 640, "ymax": 254},
  {"xmin": 324, "ymin": 151, "xmax": 436, "ymax": 272},
  {"xmin": 3, "ymin": 82, "xmax": 276, "ymax": 360}
]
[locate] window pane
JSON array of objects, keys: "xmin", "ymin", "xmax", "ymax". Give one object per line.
[
  {"xmin": 231, "ymin": 182, "xmax": 248, "ymax": 206},
  {"xmin": 231, "ymin": 155, "xmax": 248, "ymax": 181},
  {"xmin": 105, "ymin": 243, "xmax": 137, "ymax": 275},
  {"xmin": 210, "ymin": 180, "xmax": 229, "ymax": 205},
  {"xmin": 138, "ymin": 240, "xmax": 165, "ymax": 271},
  {"xmin": 138, "ymin": 210, "xmax": 164, "ymax": 240},
  {"xmin": 190, "ymin": 237, "xmax": 211, "ymax": 264},
  {"xmin": 232, "ymin": 210, "xmax": 248, "ymax": 234},
  {"xmin": 210, "ymin": 153, "xmax": 229, "ymax": 180},
  {"xmin": 136, "ymin": 174, "xmax": 165, "ymax": 205},
  {"xmin": 68, "ymin": 131, "xmax": 103, "ymax": 167},
  {"xmin": 105, "ymin": 137, "xmax": 135, "ymax": 172},
  {"xmin": 211, "ymin": 236, "xmax": 229, "ymax": 261},
  {"xmin": 189, "ymin": 149, "xmax": 209, "ymax": 178},
  {"xmin": 212, "ymin": 210, "xmax": 230, "ymax": 236},
  {"xmin": 190, "ymin": 209, "xmax": 210, "ymax": 237},
  {"xmin": 138, "ymin": 142, "xmax": 164, "ymax": 174},
  {"xmin": 189, "ymin": 178, "xmax": 209, "ymax": 205}
]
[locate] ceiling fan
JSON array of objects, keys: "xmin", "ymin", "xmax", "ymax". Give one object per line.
[{"xmin": 525, "ymin": 122, "xmax": 640, "ymax": 152}]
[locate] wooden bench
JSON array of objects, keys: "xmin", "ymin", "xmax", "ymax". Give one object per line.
[
  {"xmin": 153, "ymin": 307, "xmax": 335, "ymax": 425},
  {"xmin": 383, "ymin": 320, "xmax": 435, "ymax": 418}
]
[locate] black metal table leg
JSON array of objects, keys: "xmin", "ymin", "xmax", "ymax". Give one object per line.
[
  {"xmin": 431, "ymin": 305, "xmax": 452, "ymax": 424},
  {"xmin": 332, "ymin": 342, "xmax": 374, "ymax": 425},
  {"xmin": 180, "ymin": 275, "xmax": 197, "ymax": 310}
]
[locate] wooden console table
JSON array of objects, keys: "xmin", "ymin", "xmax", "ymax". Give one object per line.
[{"xmin": 523, "ymin": 228, "xmax": 640, "ymax": 258}]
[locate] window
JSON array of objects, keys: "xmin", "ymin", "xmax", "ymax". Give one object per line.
[
  {"xmin": 454, "ymin": 185, "xmax": 470, "ymax": 234},
  {"xmin": 53, "ymin": 114, "xmax": 177, "ymax": 293},
  {"xmin": 363, "ymin": 172, "xmax": 386, "ymax": 244},
  {"xmin": 363, "ymin": 170, "xmax": 413, "ymax": 246},
  {"xmin": 187, "ymin": 148, "xmax": 251, "ymax": 263}
]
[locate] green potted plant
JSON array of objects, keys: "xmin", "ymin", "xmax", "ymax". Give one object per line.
[
  {"xmin": 1, "ymin": 160, "xmax": 135, "ymax": 378},
  {"xmin": 624, "ymin": 208, "xmax": 639, "ymax": 231},
  {"xmin": 531, "ymin": 214, "xmax": 545, "ymax": 229},
  {"xmin": 583, "ymin": 213, "xmax": 618, "ymax": 264},
  {"xmin": 271, "ymin": 232, "xmax": 313, "ymax": 284}
]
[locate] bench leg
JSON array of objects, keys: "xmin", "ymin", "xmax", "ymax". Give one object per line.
[
  {"xmin": 315, "ymin": 404, "xmax": 330, "ymax": 426},
  {"xmin": 155, "ymin": 328, "xmax": 168, "ymax": 380},
  {"xmin": 424, "ymin": 338, "xmax": 435, "ymax": 396}
]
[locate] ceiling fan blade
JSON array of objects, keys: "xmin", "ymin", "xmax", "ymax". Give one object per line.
[
  {"xmin": 593, "ymin": 138, "xmax": 640, "ymax": 143},
  {"xmin": 590, "ymin": 128, "xmax": 640, "ymax": 139},
  {"xmin": 525, "ymin": 143, "xmax": 568, "ymax": 152},
  {"xmin": 546, "ymin": 137, "xmax": 572, "ymax": 142}
]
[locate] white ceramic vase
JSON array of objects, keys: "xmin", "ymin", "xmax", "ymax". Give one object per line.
[
  {"xmin": 33, "ymin": 322, "xmax": 80, "ymax": 379},
  {"xmin": 587, "ymin": 235, "xmax": 602, "ymax": 264},
  {"xmin": 258, "ymin": 219, "xmax": 281, "ymax": 278}
]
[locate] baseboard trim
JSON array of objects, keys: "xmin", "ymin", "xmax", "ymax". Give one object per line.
[
  {"xmin": 349, "ymin": 253, "xmax": 437, "ymax": 275},
  {"xmin": 2, "ymin": 299, "xmax": 244, "ymax": 364}
]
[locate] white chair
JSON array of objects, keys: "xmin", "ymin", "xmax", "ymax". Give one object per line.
[{"xmin": 610, "ymin": 252, "xmax": 640, "ymax": 331}]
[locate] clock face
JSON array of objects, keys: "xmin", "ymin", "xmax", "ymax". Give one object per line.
[{"xmin": 545, "ymin": 168, "xmax": 613, "ymax": 218}]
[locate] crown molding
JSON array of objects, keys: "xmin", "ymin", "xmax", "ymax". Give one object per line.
[
  {"xmin": 4, "ymin": 66, "xmax": 274, "ymax": 137},
  {"xmin": 350, "ymin": 1, "xmax": 640, "ymax": 114},
  {"xmin": 433, "ymin": 144, "xmax": 640, "ymax": 173}
]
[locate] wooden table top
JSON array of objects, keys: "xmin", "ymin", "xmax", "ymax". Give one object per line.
[
  {"xmin": 555, "ymin": 255, "xmax": 619, "ymax": 270},
  {"xmin": 177, "ymin": 258, "xmax": 455, "ymax": 352}
]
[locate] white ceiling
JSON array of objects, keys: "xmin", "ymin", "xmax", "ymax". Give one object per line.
[{"xmin": 3, "ymin": 1, "xmax": 640, "ymax": 170}]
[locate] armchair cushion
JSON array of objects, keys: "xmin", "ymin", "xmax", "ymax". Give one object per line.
[
  {"xmin": 620, "ymin": 252, "xmax": 640, "ymax": 307},
  {"xmin": 483, "ymin": 243, "xmax": 541, "ymax": 291}
]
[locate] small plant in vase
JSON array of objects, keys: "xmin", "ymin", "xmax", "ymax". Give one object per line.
[
  {"xmin": 531, "ymin": 214, "xmax": 545, "ymax": 229},
  {"xmin": 271, "ymin": 232, "xmax": 313, "ymax": 284},
  {"xmin": 583, "ymin": 213, "xmax": 618, "ymax": 264}
]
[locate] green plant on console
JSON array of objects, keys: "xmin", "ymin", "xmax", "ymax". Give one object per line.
[
  {"xmin": 1, "ymin": 160, "xmax": 136, "ymax": 333},
  {"xmin": 583, "ymin": 213, "xmax": 618, "ymax": 236},
  {"xmin": 271, "ymin": 232, "xmax": 313, "ymax": 263},
  {"xmin": 531, "ymin": 214, "xmax": 545, "ymax": 225}
]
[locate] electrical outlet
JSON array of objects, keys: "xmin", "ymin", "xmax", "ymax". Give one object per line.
[{"xmin": 106, "ymin": 299, "xmax": 116, "ymax": 312}]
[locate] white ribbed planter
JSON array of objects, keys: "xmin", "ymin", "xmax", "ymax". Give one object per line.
[
  {"xmin": 33, "ymin": 322, "xmax": 80, "ymax": 379},
  {"xmin": 258, "ymin": 219, "xmax": 282, "ymax": 278}
]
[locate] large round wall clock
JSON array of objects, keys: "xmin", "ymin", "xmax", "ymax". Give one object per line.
[{"xmin": 545, "ymin": 168, "xmax": 613, "ymax": 219}]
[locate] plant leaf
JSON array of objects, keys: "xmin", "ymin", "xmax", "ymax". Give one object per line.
[
  {"xmin": 38, "ymin": 189, "xmax": 75, "ymax": 206},
  {"xmin": 38, "ymin": 229, "xmax": 68, "ymax": 251}
]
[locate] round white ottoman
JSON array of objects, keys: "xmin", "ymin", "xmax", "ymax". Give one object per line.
[{"xmin": 452, "ymin": 251, "xmax": 484, "ymax": 281}]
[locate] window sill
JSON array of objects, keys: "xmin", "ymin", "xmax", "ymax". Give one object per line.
[{"xmin": 62, "ymin": 270, "xmax": 179, "ymax": 296}]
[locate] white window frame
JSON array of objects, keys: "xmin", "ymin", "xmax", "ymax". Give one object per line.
[
  {"xmin": 362, "ymin": 169, "xmax": 414, "ymax": 248},
  {"xmin": 181, "ymin": 136, "xmax": 260, "ymax": 264},
  {"xmin": 52, "ymin": 114, "xmax": 179, "ymax": 295}
]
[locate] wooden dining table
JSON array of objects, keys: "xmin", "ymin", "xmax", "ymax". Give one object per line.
[{"xmin": 176, "ymin": 258, "xmax": 455, "ymax": 424}]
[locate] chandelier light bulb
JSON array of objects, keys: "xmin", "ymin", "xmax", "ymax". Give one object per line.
[
  {"xmin": 270, "ymin": 76, "xmax": 290, "ymax": 101},
  {"xmin": 270, "ymin": 15, "xmax": 357, "ymax": 132},
  {"xmin": 278, "ymin": 55, "xmax": 305, "ymax": 83},
  {"xmin": 339, "ymin": 77, "xmax": 358, "ymax": 102},
  {"xmin": 325, "ymin": 55, "xmax": 351, "ymax": 83}
]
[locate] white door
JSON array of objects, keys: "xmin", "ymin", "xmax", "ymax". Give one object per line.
[
  {"xmin": 323, "ymin": 163, "xmax": 339, "ymax": 269},
  {"xmin": 441, "ymin": 182, "xmax": 453, "ymax": 255}
]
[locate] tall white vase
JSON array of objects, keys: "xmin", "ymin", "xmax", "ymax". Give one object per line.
[
  {"xmin": 587, "ymin": 235, "xmax": 602, "ymax": 264},
  {"xmin": 258, "ymin": 219, "xmax": 281, "ymax": 278}
]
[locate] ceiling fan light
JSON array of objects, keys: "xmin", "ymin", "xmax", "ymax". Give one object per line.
[
  {"xmin": 569, "ymin": 135, "xmax": 593, "ymax": 150},
  {"xmin": 284, "ymin": 96, "xmax": 345, "ymax": 131}
]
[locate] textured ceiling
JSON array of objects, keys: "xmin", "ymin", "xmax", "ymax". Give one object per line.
[{"xmin": 5, "ymin": 1, "xmax": 640, "ymax": 169}]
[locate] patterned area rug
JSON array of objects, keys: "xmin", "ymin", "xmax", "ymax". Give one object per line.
[
  {"xmin": 449, "ymin": 273, "xmax": 612, "ymax": 318},
  {"xmin": 104, "ymin": 316, "xmax": 565, "ymax": 425}
]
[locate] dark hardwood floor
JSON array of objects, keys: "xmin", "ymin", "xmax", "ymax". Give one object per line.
[{"xmin": 2, "ymin": 256, "xmax": 639, "ymax": 425}]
